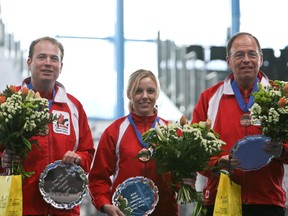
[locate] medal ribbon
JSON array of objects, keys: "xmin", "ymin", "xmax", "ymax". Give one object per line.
[
  {"xmin": 231, "ymin": 79, "xmax": 258, "ymax": 113},
  {"xmin": 27, "ymin": 82, "xmax": 55, "ymax": 109},
  {"xmin": 128, "ymin": 113, "xmax": 159, "ymax": 148}
]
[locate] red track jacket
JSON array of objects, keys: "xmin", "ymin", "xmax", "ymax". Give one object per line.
[
  {"xmin": 0, "ymin": 77, "xmax": 95, "ymax": 215},
  {"xmin": 89, "ymin": 112, "xmax": 179, "ymax": 215},
  {"xmin": 192, "ymin": 72, "xmax": 288, "ymax": 207}
]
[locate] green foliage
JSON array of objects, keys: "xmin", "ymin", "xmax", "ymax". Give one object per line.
[
  {"xmin": 116, "ymin": 195, "xmax": 132, "ymax": 216},
  {"xmin": 250, "ymin": 80, "xmax": 288, "ymax": 141},
  {"xmin": 140, "ymin": 118, "xmax": 226, "ymax": 204},
  {"xmin": 0, "ymin": 85, "xmax": 58, "ymax": 178}
]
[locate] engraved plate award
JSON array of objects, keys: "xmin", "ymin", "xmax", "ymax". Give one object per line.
[
  {"xmin": 112, "ymin": 176, "xmax": 159, "ymax": 216},
  {"xmin": 231, "ymin": 135, "xmax": 274, "ymax": 171},
  {"xmin": 39, "ymin": 160, "xmax": 88, "ymax": 209}
]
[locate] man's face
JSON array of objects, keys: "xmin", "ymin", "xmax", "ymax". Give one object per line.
[
  {"xmin": 27, "ymin": 40, "xmax": 63, "ymax": 91},
  {"xmin": 227, "ymin": 35, "xmax": 263, "ymax": 89}
]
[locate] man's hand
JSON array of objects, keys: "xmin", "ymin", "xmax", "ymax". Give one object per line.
[
  {"xmin": 218, "ymin": 155, "xmax": 240, "ymax": 170},
  {"xmin": 263, "ymin": 140, "xmax": 283, "ymax": 157},
  {"xmin": 1, "ymin": 149, "xmax": 21, "ymax": 169},
  {"xmin": 62, "ymin": 150, "xmax": 82, "ymax": 165}
]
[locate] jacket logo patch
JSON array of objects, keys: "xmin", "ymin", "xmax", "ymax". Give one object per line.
[{"xmin": 52, "ymin": 111, "xmax": 70, "ymax": 135}]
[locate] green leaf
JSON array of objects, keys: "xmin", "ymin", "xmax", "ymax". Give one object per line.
[{"xmin": 21, "ymin": 135, "xmax": 32, "ymax": 150}]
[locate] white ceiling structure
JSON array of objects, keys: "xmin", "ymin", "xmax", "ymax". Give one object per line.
[{"xmin": 1, "ymin": 0, "xmax": 288, "ymax": 120}]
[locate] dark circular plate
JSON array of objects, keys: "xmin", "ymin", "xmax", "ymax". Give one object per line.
[
  {"xmin": 231, "ymin": 135, "xmax": 274, "ymax": 171},
  {"xmin": 39, "ymin": 160, "xmax": 88, "ymax": 209}
]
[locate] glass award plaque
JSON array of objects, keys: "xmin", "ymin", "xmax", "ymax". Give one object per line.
[
  {"xmin": 231, "ymin": 135, "xmax": 274, "ymax": 171},
  {"xmin": 112, "ymin": 176, "xmax": 159, "ymax": 216},
  {"xmin": 39, "ymin": 160, "xmax": 88, "ymax": 209}
]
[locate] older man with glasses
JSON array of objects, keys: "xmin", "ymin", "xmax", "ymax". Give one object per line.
[{"xmin": 191, "ymin": 32, "xmax": 287, "ymax": 216}]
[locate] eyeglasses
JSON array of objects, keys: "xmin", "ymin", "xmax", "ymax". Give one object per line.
[{"xmin": 230, "ymin": 51, "xmax": 261, "ymax": 60}]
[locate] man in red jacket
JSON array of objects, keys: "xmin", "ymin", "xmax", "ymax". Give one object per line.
[
  {"xmin": 192, "ymin": 32, "xmax": 287, "ymax": 216},
  {"xmin": 0, "ymin": 36, "xmax": 95, "ymax": 215}
]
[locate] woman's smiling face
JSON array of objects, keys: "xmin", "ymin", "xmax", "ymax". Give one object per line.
[{"xmin": 129, "ymin": 77, "xmax": 157, "ymax": 116}]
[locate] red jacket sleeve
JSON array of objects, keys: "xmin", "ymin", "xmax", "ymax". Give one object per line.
[
  {"xmin": 88, "ymin": 122, "xmax": 118, "ymax": 210},
  {"xmin": 74, "ymin": 104, "xmax": 95, "ymax": 172}
]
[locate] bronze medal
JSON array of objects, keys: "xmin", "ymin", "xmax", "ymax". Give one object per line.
[
  {"xmin": 240, "ymin": 113, "xmax": 251, "ymax": 127},
  {"xmin": 138, "ymin": 148, "xmax": 152, "ymax": 162}
]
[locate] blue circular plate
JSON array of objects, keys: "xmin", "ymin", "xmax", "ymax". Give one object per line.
[
  {"xmin": 112, "ymin": 176, "xmax": 159, "ymax": 216},
  {"xmin": 231, "ymin": 135, "xmax": 274, "ymax": 171}
]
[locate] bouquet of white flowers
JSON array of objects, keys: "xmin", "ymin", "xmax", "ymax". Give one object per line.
[
  {"xmin": 0, "ymin": 85, "xmax": 57, "ymax": 178},
  {"xmin": 138, "ymin": 116, "xmax": 226, "ymax": 205},
  {"xmin": 250, "ymin": 80, "xmax": 288, "ymax": 142}
]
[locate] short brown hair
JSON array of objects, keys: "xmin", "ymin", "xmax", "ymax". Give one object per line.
[
  {"xmin": 28, "ymin": 36, "xmax": 64, "ymax": 61},
  {"xmin": 226, "ymin": 32, "xmax": 262, "ymax": 56}
]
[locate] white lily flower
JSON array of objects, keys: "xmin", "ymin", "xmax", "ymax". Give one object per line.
[{"xmin": 155, "ymin": 122, "xmax": 167, "ymax": 142}]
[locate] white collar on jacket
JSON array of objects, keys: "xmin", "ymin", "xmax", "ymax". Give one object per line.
[
  {"xmin": 21, "ymin": 77, "xmax": 69, "ymax": 103},
  {"xmin": 222, "ymin": 71, "xmax": 270, "ymax": 95},
  {"xmin": 207, "ymin": 71, "xmax": 270, "ymax": 128}
]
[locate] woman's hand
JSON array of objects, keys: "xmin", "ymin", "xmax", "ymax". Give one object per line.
[
  {"xmin": 182, "ymin": 172, "xmax": 197, "ymax": 188},
  {"xmin": 102, "ymin": 204, "xmax": 125, "ymax": 216}
]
